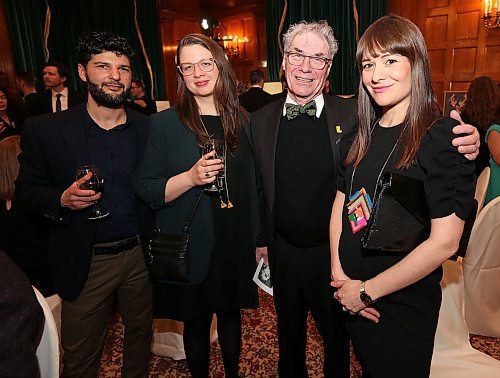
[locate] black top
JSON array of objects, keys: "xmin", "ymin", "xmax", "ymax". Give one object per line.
[
  {"xmin": 0, "ymin": 200, "xmax": 53, "ymax": 296},
  {"xmin": 84, "ymin": 111, "xmax": 139, "ymax": 243},
  {"xmin": 275, "ymin": 111, "xmax": 335, "ymax": 247},
  {"xmin": 337, "ymin": 118, "xmax": 476, "ymax": 284},
  {"xmin": 0, "ymin": 118, "xmax": 19, "ymax": 141}
]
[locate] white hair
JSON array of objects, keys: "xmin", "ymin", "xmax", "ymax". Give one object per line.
[{"xmin": 282, "ymin": 20, "xmax": 338, "ymax": 59}]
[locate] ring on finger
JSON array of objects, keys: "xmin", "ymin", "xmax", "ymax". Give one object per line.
[{"xmin": 204, "ymin": 172, "xmax": 210, "ymax": 178}]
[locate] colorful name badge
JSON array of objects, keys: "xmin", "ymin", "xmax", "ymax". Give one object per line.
[{"xmin": 346, "ymin": 188, "xmax": 373, "ymax": 234}]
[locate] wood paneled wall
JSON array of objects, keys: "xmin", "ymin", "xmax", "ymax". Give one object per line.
[
  {"xmin": 0, "ymin": 0, "xmax": 16, "ymax": 80},
  {"xmin": 158, "ymin": 0, "xmax": 266, "ymax": 104},
  {"xmin": 388, "ymin": 0, "xmax": 500, "ymax": 109}
]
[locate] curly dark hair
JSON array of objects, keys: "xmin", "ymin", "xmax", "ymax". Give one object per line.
[
  {"xmin": 462, "ymin": 76, "xmax": 500, "ymax": 131},
  {"xmin": 77, "ymin": 31, "xmax": 135, "ymax": 67}
]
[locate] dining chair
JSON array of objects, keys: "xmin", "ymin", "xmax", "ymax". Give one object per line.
[
  {"xmin": 463, "ymin": 196, "xmax": 500, "ymax": 337},
  {"xmin": 474, "ymin": 167, "xmax": 490, "ymax": 216},
  {"xmin": 33, "ymin": 287, "xmax": 60, "ymax": 378}
]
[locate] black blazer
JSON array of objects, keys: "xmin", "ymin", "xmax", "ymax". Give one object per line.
[
  {"xmin": 250, "ymin": 95, "xmax": 357, "ymax": 267},
  {"xmin": 15, "ymin": 103, "xmax": 152, "ymax": 301},
  {"xmin": 239, "ymin": 87, "xmax": 274, "ymax": 113},
  {"xmin": 39, "ymin": 88, "xmax": 85, "ymax": 114}
]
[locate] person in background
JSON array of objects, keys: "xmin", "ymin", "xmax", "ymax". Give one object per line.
[
  {"xmin": 0, "ymin": 88, "xmax": 20, "ymax": 141},
  {"xmin": 15, "ymin": 71, "xmax": 43, "ymax": 126},
  {"xmin": 330, "ymin": 15, "xmax": 476, "ymax": 377},
  {"xmin": 127, "ymin": 78, "xmax": 157, "ymax": 115},
  {"xmin": 136, "ymin": 33, "xmax": 260, "ymax": 378},
  {"xmin": 461, "ymin": 76, "xmax": 500, "ymax": 176},
  {"xmin": 238, "ymin": 69, "xmax": 273, "ymax": 113},
  {"xmin": 0, "ymin": 135, "xmax": 53, "ymax": 296},
  {"xmin": 251, "ymin": 19, "xmax": 480, "ymax": 378},
  {"xmin": 40, "ymin": 62, "xmax": 85, "ymax": 113},
  {"xmin": 16, "ymin": 32, "xmax": 153, "ymax": 377},
  {"xmin": 0, "ymin": 249, "xmax": 44, "ymax": 377}
]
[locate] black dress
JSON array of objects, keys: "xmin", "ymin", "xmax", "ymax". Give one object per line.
[
  {"xmin": 336, "ymin": 119, "xmax": 475, "ymax": 378},
  {"xmin": 152, "ymin": 116, "xmax": 259, "ymax": 321}
]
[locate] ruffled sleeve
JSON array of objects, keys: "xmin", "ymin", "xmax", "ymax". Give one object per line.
[{"xmin": 418, "ymin": 117, "xmax": 476, "ymax": 220}]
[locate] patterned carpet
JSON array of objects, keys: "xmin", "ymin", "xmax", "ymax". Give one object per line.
[{"xmin": 100, "ymin": 291, "xmax": 500, "ymax": 377}]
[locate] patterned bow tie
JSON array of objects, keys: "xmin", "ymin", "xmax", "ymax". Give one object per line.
[{"xmin": 285, "ymin": 100, "xmax": 317, "ymax": 120}]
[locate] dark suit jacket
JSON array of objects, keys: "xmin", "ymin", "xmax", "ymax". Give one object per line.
[
  {"xmin": 250, "ymin": 95, "xmax": 357, "ymax": 269},
  {"xmin": 39, "ymin": 88, "xmax": 85, "ymax": 114},
  {"xmin": 239, "ymin": 87, "xmax": 274, "ymax": 113},
  {"xmin": 15, "ymin": 103, "xmax": 152, "ymax": 301}
]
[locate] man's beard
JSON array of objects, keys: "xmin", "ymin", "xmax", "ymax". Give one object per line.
[{"xmin": 86, "ymin": 75, "xmax": 130, "ymax": 108}]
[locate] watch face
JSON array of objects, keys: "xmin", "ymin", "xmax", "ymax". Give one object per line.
[{"xmin": 360, "ymin": 292, "xmax": 373, "ymax": 305}]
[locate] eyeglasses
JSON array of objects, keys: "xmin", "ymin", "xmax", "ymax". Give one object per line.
[
  {"xmin": 285, "ymin": 52, "xmax": 331, "ymax": 70},
  {"xmin": 177, "ymin": 58, "xmax": 215, "ymax": 76}
]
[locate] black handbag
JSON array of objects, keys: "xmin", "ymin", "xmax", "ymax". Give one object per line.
[
  {"xmin": 361, "ymin": 172, "xmax": 476, "ymax": 259},
  {"xmin": 147, "ymin": 191, "xmax": 204, "ymax": 283}
]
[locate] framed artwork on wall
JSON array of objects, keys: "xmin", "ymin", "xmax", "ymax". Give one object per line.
[{"xmin": 443, "ymin": 91, "xmax": 467, "ymax": 116}]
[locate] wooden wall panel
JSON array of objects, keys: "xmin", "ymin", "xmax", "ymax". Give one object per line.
[
  {"xmin": 0, "ymin": 0, "xmax": 15, "ymax": 78},
  {"xmin": 388, "ymin": 0, "xmax": 500, "ymax": 110}
]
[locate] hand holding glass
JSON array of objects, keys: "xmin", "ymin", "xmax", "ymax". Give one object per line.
[
  {"xmin": 75, "ymin": 165, "xmax": 109, "ymax": 220},
  {"xmin": 202, "ymin": 139, "xmax": 225, "ymax": 192}
]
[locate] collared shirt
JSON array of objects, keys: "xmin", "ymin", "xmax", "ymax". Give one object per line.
[
  {"xmin": 51, "ymin": 87, "xmax": 68, "ymax": 112},
  {"xmin": 84, "ymin": 109, "xmax": 139, "ymax": 243},
  {"xmin": 282, "ymin": 93, "xmax": 325, "ymax": 118}
]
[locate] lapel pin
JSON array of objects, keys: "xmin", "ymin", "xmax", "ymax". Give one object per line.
[{"xmin": 336, "ymin": 125, "xmax": 342, "ymax": 133}]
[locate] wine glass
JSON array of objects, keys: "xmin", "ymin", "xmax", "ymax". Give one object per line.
[
  {"xmin": 202, "ymin": 139, "xmax": 225, "ymax": 192},
  {"xmin": 76, "ymin": 165, "xmax": 109, "ymax": 220}
]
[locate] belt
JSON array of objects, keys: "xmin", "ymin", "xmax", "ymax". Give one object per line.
[{"xmin": 93, "ymin": 235, "xmax": 140, "ymax": 255}]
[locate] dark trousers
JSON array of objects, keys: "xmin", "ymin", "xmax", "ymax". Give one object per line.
[
  {"xmin": 61, "ymin": 244, "xmax": 153, "ymax": 378},
  {"xmin": 273, "ymin": 233, "xmax": 350, "ymax": 378}
]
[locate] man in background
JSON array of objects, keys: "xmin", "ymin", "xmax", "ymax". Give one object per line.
[
  {"xmin": 238, "ymin": 69, "xmax": 273, "ymax": 113},
  {"xmin": 40, "ymin": 62, "xmax": 84, "ymax": 113},
  {"xmin": 15, "ymin": 71, "xmax": 43, "ymax": 125},
  {"xmin": 127, "ymin": 78, "xmax": 157, "ymax": 115}
]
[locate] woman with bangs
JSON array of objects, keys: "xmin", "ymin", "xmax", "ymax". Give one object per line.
[
  {"xmin": 329, "ymin": 15, "xmax": 476, "ymax": 377},
  {"xmin": 136, "ymin": 33, "xmax": 259, "ymax": 377}
]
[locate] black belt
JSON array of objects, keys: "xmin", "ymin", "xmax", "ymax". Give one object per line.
[{"xmin": 93, "ymin": 235, "xmax": 140, "ymax": 255}]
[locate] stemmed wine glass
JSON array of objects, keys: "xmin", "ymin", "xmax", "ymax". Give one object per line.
[
  {"xmin": 76, "ymin": 165, "xmax": 109, "ymax": 220},
  {"xmin": 202, "ymin": 139, "xmax": 225, "ymax": 192}
]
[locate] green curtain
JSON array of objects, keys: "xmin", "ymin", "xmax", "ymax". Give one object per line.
[
  {"xmin": 4, "ymin": 0, "xmax": 166, "ymax": 99},
  {"xmin": 265, "ymin": 0, "xmax": 387, "ymax": 95},
  {"xmin": 4, "ymin": 0, "xmax": 48, "ymax": 91}
]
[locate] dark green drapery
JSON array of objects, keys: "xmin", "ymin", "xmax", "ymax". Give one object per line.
[
  {"xmin": 265, "ymin": 0, "xmax": 387, "ymax": 95},
  {"xmin": 4, "ymin": 0, "xmax": 165, "ymax": 99}
]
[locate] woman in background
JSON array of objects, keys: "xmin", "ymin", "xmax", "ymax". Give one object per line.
[
  {"xmin": 0, "ymin": 89, "xmax": 20, "ymax": 141},
  {"xmin": 0, "ymin": 135, "xmax": 53, "ymax": 296},
  {"xmin": 330, "ymin": 15, "xmax": 475, "ymax": 377},
  {"xmin": 461, "ymin": 76, "xmax": 499, "ymax": 176},
  {"xmin": 136, "ymin": 34, "xmax": 260, "ymax": 377}
]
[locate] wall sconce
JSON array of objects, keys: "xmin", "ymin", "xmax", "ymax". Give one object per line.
[{"xmin": 483, "ymin": 0, "xmax": 500, "ymax": 29}]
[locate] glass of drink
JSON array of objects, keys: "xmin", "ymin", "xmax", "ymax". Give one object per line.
[
  {"xmin": 202, "ymin": 139, "xmax": 225, "ymax": 192},
  {"xmin": 76, "ymin": 165, "xmax": 109, "ymax": 220}
]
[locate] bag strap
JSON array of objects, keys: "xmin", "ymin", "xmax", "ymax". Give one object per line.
[{"xmin": 154, "ymin": 190, "xmax": 204, "ymax": 234}]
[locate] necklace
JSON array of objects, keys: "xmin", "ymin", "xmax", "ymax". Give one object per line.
[{"xmin": 348, "ymin": 121, "xmax": 407, "ymax": 199}]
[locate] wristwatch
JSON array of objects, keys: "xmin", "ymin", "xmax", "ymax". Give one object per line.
[{"xmin": 359, "ymin": 281, "xmax": 375, "ymax": 306}]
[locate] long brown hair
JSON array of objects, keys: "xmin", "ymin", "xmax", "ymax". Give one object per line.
[
  {"xmin": 176, "ymin": 33, "xmax": 245, "ymax": 151},
  {"xmin": 462, "ymin": 76, "xmax": 500, "ymax": 131},
  {"xmin": 0, "ymin": 135, "xmax": 21, "ymax": 201},
  {"xmin": 347, "ymin": 14, "xmax": 440, "ymax": 169}
]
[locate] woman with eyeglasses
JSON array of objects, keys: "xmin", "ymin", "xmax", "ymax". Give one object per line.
[{"xmin": 136, "ymin": 34, "xmax": 260, "ymax": 377}]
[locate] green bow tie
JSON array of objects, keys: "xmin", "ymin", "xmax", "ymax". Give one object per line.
[{"xmin": 285, "ymin": 100, "xmax": 317, "ymax": 120}]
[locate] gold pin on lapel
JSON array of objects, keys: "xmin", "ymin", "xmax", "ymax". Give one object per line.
[{"xmin": 336, "ymin": 125, "xmax": 342, "ymax": 133}]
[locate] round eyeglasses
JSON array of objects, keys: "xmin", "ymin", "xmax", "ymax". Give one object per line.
[
  {"xmin": 285, "ymin": 52, "xmax": 331, "ymax": 70},
  {"xmin": 177, "ymin": 58, "xmax": 215, "ymax": 76}
]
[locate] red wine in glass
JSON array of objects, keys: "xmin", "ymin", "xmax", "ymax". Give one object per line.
[{"xmin": 76, "ymin": 165, "xmax": 109, "ymax": 220}]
